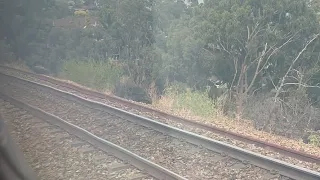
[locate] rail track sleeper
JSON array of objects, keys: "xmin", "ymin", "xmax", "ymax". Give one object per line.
[
  {"xmin": 230, "ymin": 163, "xmax": 247, "ymax": 170},
  {"xmin": 70, "ymin": 140, "xmax": 87, "ymax": 147},
  {"xmin": 48, "ymin": 129, "xmax": 65, "ymax": 134},
  {"xmin": 20, "ymin": 114, "xmax": 33, "ymax": 119},
  {"xmin": 108, "ymin": 162, "xmax": 131, "ymax": 171},
  {"xmin": 128, "ymin": 174, "xmax": 148, "ymax": 180},
  {"xmin": 78, "ymin": 146, "xmax": 96, "ymax": 154}
]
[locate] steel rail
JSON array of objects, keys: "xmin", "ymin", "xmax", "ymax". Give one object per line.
[
  {"xmin": 0, "ymin": 92, "xmax": 187, "ymax": 180},
  {"xmin": 0, "ymin": 73, "xmax": 319, "ymax": 180},
  {"xmin": 0, "ymin": 65, "xmax": 319, "ymax": 164}
]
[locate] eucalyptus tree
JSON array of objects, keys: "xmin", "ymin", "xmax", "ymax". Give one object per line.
[{"xmin": 192, "ymin": 0, "xmax": 320, "ymax": 117}]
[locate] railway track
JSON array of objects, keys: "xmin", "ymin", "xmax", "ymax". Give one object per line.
[
  {"xmin": 0, "ymin": 65, "xmax": 319, "ymax": 166},
  {"xmin": 0, "ymin": 89, "xmax": 184, "ymax": 179},
  {"xmin": 0, "ymin": 72, "xmax": 319, "ymax": 179}
]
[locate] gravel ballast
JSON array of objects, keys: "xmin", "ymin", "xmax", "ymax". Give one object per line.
[
  {"xmin": 0, "ymin": 68, "xmax": 319, "ymax": 172},
  {"xmin": 0, "ymin": 75, "xmax": 295, "ymax": 179},
  {"xmin": 0, "ymin": 98, "xmax": 153, "ymax": 180}
]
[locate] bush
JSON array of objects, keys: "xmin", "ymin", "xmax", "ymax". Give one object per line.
[
  {"xmin": 114, "ymin": 77, "xmax": 152, "ymax": 104},
  {"xmin": 163, "ymin": 84, "xmax": 216, "ymax": 117},
  {"xmin": 308, "ymin": 134, "xmax": 320, "ymax": 147},
  {"xmin": 60, "ymin": 59, "xmax": 123, "ymax": 91},
  {"xmin": 74, "ymin": 10, "xmax": 88, "ymax": 16},
  {"xmin": 244, "ymin": 89, "xmax": 320, "ymax": 139}
]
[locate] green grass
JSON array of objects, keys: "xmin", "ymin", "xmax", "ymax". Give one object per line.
[
  {"xmin": 164, "ymin": 85, "xmax": 216, "ymax": 117},
  {"xmin": 60, "ymin": 59, "xmax": 123, "ymax": 91}
]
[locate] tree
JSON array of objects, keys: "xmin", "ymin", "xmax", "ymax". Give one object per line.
[
  {"xmin": 98, "ymin": 0, "xmax": 157, "ymax": 87},
  {"xmin": 193, "ymin": 0, "xmax": 320, "ymax": 118},
  {"xmin": 0, "ymin": 0, "xmax": 55, "ymax": 60}
]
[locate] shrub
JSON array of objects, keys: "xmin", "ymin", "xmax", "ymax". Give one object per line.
[
  {"xmin": 162, "ymin": 84, "xmax": 216, "ymax": 117},
  {"xmin": 74, "ymin": 10, "xmax": 88, "ymax": 16},
  {"xmin": 114, "ymin": 77, "xmax": 152, "ymax": 104},
  {"xmin": 60, "ymin": 59, "xmax": 123, "ymax": 91},
  {"xmin": 308, "ymin": 134, "xmax": 320, "ymax": 147},
  {"xmin": 244, "ymin": 88, "xmax": 320, "ymax": 139}
]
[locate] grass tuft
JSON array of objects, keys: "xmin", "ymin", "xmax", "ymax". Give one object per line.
[
  {"xmin": 59, "ymin": 59, "xmax": 123, "ymax": 91},
  {"xmin": 155, "ymin": 85, "xmax": 216, "ymax": 118}
]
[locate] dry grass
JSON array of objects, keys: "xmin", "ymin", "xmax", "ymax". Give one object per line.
[
  {"xmin": 147, "ymin": 81, "xmax": 159, "ymax": 102},
  {"xmin": 60, "ymin": 60, "xmax": 123, "ymax": 91},
  {"xmin": 124, "ymin": 85, "xmax": 320, "ymax": 156},
  {"xmin": 53, "ymin": 75, "xmax": 98, "ymax": 91},
  {"xmin": 3, "ymin": 61, "xmax": 31, "ymax": 72},
  {"xmin": 152, "ymin": 95, "xmax": 320, "ymax": 156}
]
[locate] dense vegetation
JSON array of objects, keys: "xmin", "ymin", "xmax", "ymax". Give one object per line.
[{"xmin": 1, "ymin": 0, "xmax": 320, "ymax": 143}]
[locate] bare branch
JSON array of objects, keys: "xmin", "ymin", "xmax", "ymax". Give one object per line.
[
  {"xmin": 257, "ymin": 34, "xmax": 296, "ymax": 74},
  {"xmin": 286, "ymin": 75, "xmax": 300, "ymax": 82},
  {"xmin": 246, "ymin": 43, "xmax": 276, "ymax": 69},
  {"xmin": 248, "ymin": 31, "xmax": 297, "ymax": 70},
  {"xmin": 218, "ymin": 36, "xmax": 232, "ymax": 55},
  {"xmin": 268, "ymin": 74, "xmax": 277, "ymax": 89},
  {"xmin": 247, "ymin": 22, "xmax": 260, "ymax": 42},
  {"xmin": 291, "ymin": 68, "xmax": 303, "ymax": 76},
  {"xmin": 247, "ymin": 26, "xmax": 250, "ymax": 41},
  {"xmin": 230, "ymin": 57, "xmax": 238, "ymax": 96},
  {"xmin": 202, "ymin": 47, "xmax": 215, "ymax": 56},
  {"xmin": 274, "ymin": 34, "xmax": 320, "ymax": 99},
  {"xmin": 247, "ymin": 30, "xmax": 296, "ymax": 71},
  {"xmin": 236, "ymin": 38, "xmax": 246, "ymax": 51},
  {"xmin": 283, "ymin": 83, "xmax": 320, "ymax": 89},
  {"xmin": 245, "ymin": 34, "xmax": 294, "ymax": 94}
]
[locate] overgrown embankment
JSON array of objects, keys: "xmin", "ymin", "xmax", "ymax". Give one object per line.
[{"xmin": 59, "ymin": 60, "xmax": 123, "ymax": 91}]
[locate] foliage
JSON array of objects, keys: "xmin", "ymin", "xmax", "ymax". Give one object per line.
[
  {"xmin": 194, "ymin": 0, "xmax": 319, "ymax": 88},
  {"xmin": 164, "ymin": 84, "xmax": 216, "ymax": 117},
  {"xmin": 114, "ymin": 77, "xmax": 152, "ymax": 104},
  {"xmin": 164, "ymin": 14, "xmax": 211, "ymax": 88},
  {"xmin": 74, "ymin": 10, "xmax": 88, "ymax": 16},
  {"xmin": 60, "ymin": 59, "xmax": 123, "ymax": 90},
  {"xmin": 308, "ymin": 134, "xmax": 320, "ymax": 147},
  {"xmin": 98, "ymin": 0, "xmax": 158, "ymax": 88},
  {"xmin": 0, "ymin": 0, "xmax": 59, "ymax": 62}
]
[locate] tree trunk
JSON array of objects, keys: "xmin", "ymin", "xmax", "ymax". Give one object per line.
[{"xmin": 236, "ymin": 65, "xmax": 247, "ymax": 120}]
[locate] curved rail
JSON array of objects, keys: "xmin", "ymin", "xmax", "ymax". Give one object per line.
[
  {"xmin": 0, "ymin": 65, "xmax": 319, "ymax": 164},
  {"xmin": 0, "ymin": 92, "xmax": 186, "ymax": 180},
  {"xmin": 1, "ymin": 73, "xmax": 319, "ymax": 180}
]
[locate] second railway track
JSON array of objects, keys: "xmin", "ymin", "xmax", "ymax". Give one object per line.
[
  {"xmin": 0, "ymin": 66, "xmax": 319, "ymax": 167},
  {"xmin": 0, "ymin": 71, "xmax": 319, "ymax": 179}
]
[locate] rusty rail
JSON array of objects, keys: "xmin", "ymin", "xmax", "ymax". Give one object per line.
[
  {"xmin": 1, "ymin": 72, "xmax": 320, "ymax": 180},
  {"xmin": 0, "ymin": 65, "xmax": 319, "ymax": 165}
]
